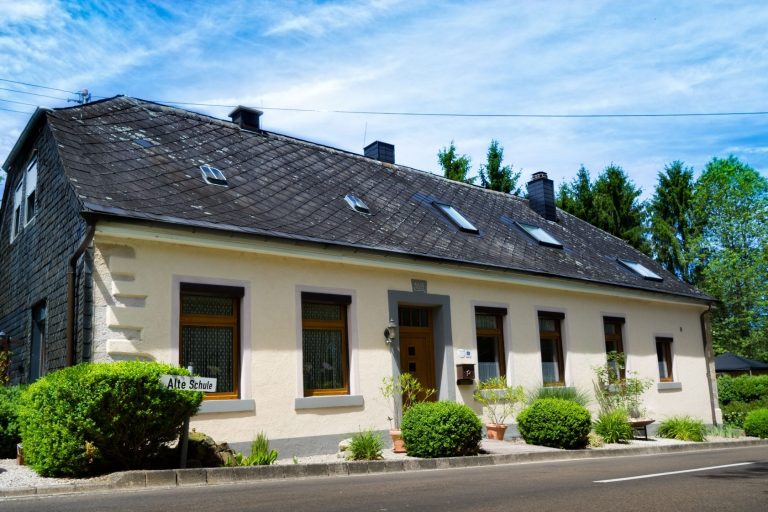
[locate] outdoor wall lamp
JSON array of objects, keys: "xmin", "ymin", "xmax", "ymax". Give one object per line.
[{"xmin": 384, "ymin": 319, "xmax": 397, "ymax": 344}]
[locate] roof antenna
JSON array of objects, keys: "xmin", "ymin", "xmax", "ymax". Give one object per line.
[{"xmin": 68, "ymin": 89, "xmax": 92, "ymax": 105}]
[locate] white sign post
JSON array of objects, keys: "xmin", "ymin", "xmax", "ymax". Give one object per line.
[
  {"xmin": 160, "ymin": 375, "xmax": 217, "ymax": 392},
  {"xmin": 160, "ymin": 374, "xmax": 217, "ymax": 469}
]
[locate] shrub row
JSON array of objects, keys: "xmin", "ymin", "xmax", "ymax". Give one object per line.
[
  {"xmin": 0, "ymin": 385, "xmax": 25, "ymax": 458},
  {"xmin": 717, "ymin": 375, "xmax": 768, "ymax": 405},
  {"xmin": 743, "ymin": 409, "xmax": 768, "ymax": 439}
]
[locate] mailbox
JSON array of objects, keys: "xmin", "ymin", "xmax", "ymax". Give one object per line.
[{"xmin": 456, "ymin": 364, "xmax": 475, "ymax": 385}]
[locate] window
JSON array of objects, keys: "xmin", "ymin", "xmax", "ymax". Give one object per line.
[
  {"xmin": 11, "ymin": 156, "xmax": 37, "ymax": 240},
  {"xmin": 656, "ymin": 337, "xmax": 673, "ymax": 382},
  {"xmin": 301, "ymin": 292, "xmax": 351, "ymax": 396},
  {"xmin": 539, "ymin": 312, "xmax": 565, "ymax": 386},
  {"xmin": 200, "ymin": 164, "xmax": 228, "ymax": 186},
  {"xmin": 433, "ymin": 202, "xmax": 479, "ymax": 233},
  {"xmin": 344, "ymin": 194, "xmax": 370, "ymax": 215},
  {"xmin": 29, "ymin": 302, "xmax": 46, "ymax": 382},
  {"xmin": 603, "ymin": 317, "xmax": 626, "ymax": 380},
  {"xmin": 475, "ymin": 307, "xmax": 507, "ymax": 382},
  {"xmin": 179, "ymin": 284, "xmax": 242, "ymax": 399},
  {"xmin": 617, "ymin": 259, "xmax": 663, "ymax": 281},
  {"xmin": 516, "ymin": 222, "xmax": 563, "ymax": 248}
]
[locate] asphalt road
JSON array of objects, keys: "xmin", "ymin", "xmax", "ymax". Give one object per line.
[{"xmin": 4, "ymin": 446, "xmax": 767, "ymax": 512}]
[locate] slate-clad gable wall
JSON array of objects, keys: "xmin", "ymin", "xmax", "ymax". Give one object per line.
[{"xmin": 0, "ymin": 122, "xmax": 90, "ymax": 383}]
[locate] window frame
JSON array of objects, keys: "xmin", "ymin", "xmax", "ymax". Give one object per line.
[
  {"xmin": 603, "ymin": 317, "xmax": 626, "ymax": 380},
  {"xmin": 10, "ymin": 154, "xmax": 38, "ymax": 240},
  {"xmin": 516, "ymin": 221, "xmax": 563, "ymax": 249},
  {"xmin": 432, "ymin": 202, "xmax": 479, "ymax": 233},
  {"xmin": 301, "ymin": 292, "xmax": 351, "ymax": 397},
  {"xmin": 179, "ymin": 283, "xmax": 242, "ymax": 400},
  {"xmin": 538, "ymin": 311, "xmax": 565, "ymax": 386},
  {"xmin": 475, "ymin": 306, "xmax": 507, "ymax": 382},
  {"xmin": 656, "ymin": 337, "xmax": 674, "ymax": 382}
]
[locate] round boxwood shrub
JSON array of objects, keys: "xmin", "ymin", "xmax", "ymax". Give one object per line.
[
  {"xmin": 19, "ymin": 361, "xmax": 202, "ymax": 477},
  {"xmin": 517, "ymin": 398, "xmax": 591, "ymax": 449},
  {"xmin": 743, "ymin": 409, "xmax": 768, "ymax": 439},
  {"xmin": 0, "ymin": 385, "xmax": 26, "ymax": 458},
  {"xmin": 401, "ymin": 401, "xmax": 482, "ymax": 458}
]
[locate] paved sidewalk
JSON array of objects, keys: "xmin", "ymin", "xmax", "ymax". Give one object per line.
[{"xmin": 2, "ymin": 437, "xmax": 766, "ymax": 499}]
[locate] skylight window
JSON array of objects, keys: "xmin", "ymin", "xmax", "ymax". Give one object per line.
[
  {"xmin": 516, "ymin": 222, "xmax": 563, "ymax": 248},
  {"xmin": 433, "ymin": 202, "xmax": 479, "ymax": 233},
  {"xmin": 134, "ymin": 139, "xmax": 153, "ymax": 148},
  {"xmin": 344, "ymin": 194, "xmax": 370, "ymax": 215},
  {"xmin": 200, "ymin": 164, "xmax": 228, "ymax": 186},
  {"xmin": 617, "ymin": 259, "xmax": 663, "ymax": 281}
]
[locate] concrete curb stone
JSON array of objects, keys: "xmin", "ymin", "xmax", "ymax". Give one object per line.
[{"xmin": 2, "ymin": 438, "xmax": 767, "ymax": 499}]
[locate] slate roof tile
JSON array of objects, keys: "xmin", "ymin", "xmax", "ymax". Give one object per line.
[{"xmin": 42, "ymin": 96, "xmax": 711, "ymax": 301}]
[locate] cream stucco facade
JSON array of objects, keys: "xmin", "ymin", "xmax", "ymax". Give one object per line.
[{"xmin": 91, "ymin": 220, "xmax": 719, "ymax": 456}]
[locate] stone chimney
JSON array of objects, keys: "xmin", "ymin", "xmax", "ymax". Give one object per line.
[
  {"xmin": 527, "ymin": 171, "xmax": 557, "ymax": 221},
  {"xmin": 228, "ymin": 106, "xmax": 263, "ymax": 132},
  {"xmin": 364, "ymin": 141, "xmax": 395, "ymax": 164}
]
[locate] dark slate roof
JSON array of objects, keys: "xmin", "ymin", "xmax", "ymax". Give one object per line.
[
  {"xmin": 715, "ymin": 352, "xmax": 768, "ymax": 372},
  {"xmin": 43, "ymin": 96, "xmax": 710, "ymax": 301}
]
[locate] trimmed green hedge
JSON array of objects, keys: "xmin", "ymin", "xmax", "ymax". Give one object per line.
[
  {"xmin": 0, "ymin": 385, "xmax": 26, "ymax": 458},
  {"xmin": 517, "ymin": 398, "xmax": 591, "ymax": 449},
  {"xmin": 19, "ymin": 361, "xmax": 202, "ymax": 477},
  {"xmin": 401, "ymin": 401, "xmax": 482, "ymax": 458},
  {"xmin": 717, "ymin": 375, "xmax": 768, "ymax": 405},
  {"xmin": 743, "ymin": 409, "xmax": 768, "ymax": 439}
]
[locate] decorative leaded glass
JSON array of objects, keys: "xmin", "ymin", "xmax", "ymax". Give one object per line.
[
  {"xmin": 182, "ymin": 295, "xmax": 234, "ymax": 316},
  {"xmin": 182, "ymin": 326, "xmax": 234, "ymax": 392},
  {"xmin": 302, "ymin": 302, "xmax": 342, "ymax": 321},
  {"xmin": 303, "ymin": 329, "xmax": 344, "ymax": 391}
]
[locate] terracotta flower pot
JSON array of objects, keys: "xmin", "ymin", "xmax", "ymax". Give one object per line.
[
  {"xmin": 389, "ymin": 429, "xmax": 406, "ymax": 453},
  {"xmin": 485, "ymin": 423, "xmax": 508, "ymax": 440}
]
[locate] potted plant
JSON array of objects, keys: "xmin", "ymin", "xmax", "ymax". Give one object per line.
[
  {"xmin": 473, "ymin": 376, "xmax": 525, "ymax": 440},
  {"xmin": 380, "ymin": 373, "xmax": 435, "ymax": 452}
]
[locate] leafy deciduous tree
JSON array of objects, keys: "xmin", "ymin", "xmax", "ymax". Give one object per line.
[{"xmin": 438, "ymin": 142, "xmax": 474, "ymax": 184}]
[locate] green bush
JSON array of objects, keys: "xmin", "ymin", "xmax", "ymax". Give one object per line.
[
  {"xmin": 226, "ymin": 432, "xmax": 278, "ymax": 466},
  {"xmin": 347, "ymin": 429, "xmax": 383, "ymax": 461},
  {"xmin": 0, "ymin": 385, "xmax": 26, "ymax": 458},
  {"xmin": 743, "ymin": 409, "xmax": 768, "ymax": 439},
  {"xmin": 717, "ymin": 375, "xmax": 768, "ymax": 405},
  {"xmin": 517, "ymin": 398, "xmax": 591, "ymax": 449},
  {"xmin": 19, "ymin": 361, "xmax": 202, "ymax": 477},
  {"xmin": 721, "ymin": 399, "xmax": 768, "ymax": 428},
  {"xmin": 593, "ymin": 410, "xmax": 633, "ymax": 444},
  {"xmin": 526, "ymin": 386, "xmax": 590, "ymax": 407},
  {"xmin": 401, "ymin": 401, "xmax": 482, "ymax": 458},
  {"xmin": 657, "ymin": 416, "xmax": 706, "ymax": 442}
]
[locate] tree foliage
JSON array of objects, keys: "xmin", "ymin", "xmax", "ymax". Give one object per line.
[
  {"xmin": 557, "ymin": 164, "xmax": 647, "ymax": 252},
  {"xmin": 478, "ymin": 140, "xmax": 521, "ymax": 194},
  {"xmin": 647, "ymin": 161, "xmax": 698, "ymax": 283},
  {"xmin": 438, "ymin": 141, "xmax": 474, "ymax": 184},
  {"xmin": 692, "ymin": 156, "xmax": 768, "ymax": 360}
]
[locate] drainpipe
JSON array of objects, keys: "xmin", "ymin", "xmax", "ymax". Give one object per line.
[
  {"xmin": 67, "ymin": 221, "xmax": 96, "ymax": 367},
  {"xmin": 700, "ymin": 304, "xmax": 719, "ymax": 425}
]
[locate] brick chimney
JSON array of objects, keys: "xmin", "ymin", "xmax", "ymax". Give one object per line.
[
  {"xmin": 364, "ymin": 141, "xmax": 395, "ymax": 164},
  {"xmin": 228, "ymin": 106, "xmax": 263, "ymax": 132},
  {"xmin": 527, "ymin": 172, "xmax": 557, "ymax": 221}
]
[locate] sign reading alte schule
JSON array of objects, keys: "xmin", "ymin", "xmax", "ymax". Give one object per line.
[{"xmin": 160, "ymin": 374, "xmax": 217, "ymax": 392}]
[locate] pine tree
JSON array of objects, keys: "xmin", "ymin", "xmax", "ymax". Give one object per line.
[{"xmin": 478, "ymin": 140, "xmax": 520, "ymax": 194}]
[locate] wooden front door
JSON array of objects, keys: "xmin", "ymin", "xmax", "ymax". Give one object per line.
[{"xmin": 398, "ymin": 306, "xmax": 437, "ymax": 398}]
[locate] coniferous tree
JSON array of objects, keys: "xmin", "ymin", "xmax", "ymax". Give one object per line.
[
  {"xmin": 556, "ymin": 165, "xmax": 594, "ymax": 223},
  {"xmin": 592, "ymin": 164, "xmax": 647, "ymax": 253},
  {"xmin": 648, "ymin": 161, "xmax": 698, "ymax": 284},
  {"xmin": 438, "ymin": 142, "xmax": 474, "ymax": 184},
  {"xmin": 478, "ymin": 140, "xmax": 521, "ymax": 194}
]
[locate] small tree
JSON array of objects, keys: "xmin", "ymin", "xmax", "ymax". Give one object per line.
[
  {"xmin": 593, "ymin": 352, "xmax": 653, "ymax": 418},
  {"xmin": 473, "ymin": 376, "xmax": 525, "ymax": 426},
  {"xmin": 479, "ymin": 140, "xmax": 521, "ymax": 195},
  {"xmin": 380, "ymin": 373, "xmax": 436, "ymax": 428}
]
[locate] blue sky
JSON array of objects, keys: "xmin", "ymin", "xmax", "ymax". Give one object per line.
[{"xmin": 1, "ymin": 0, "xmax": 767, "ymax": 198}]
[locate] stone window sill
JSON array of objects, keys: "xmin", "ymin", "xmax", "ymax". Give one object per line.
[
  {"xmin": 657, "ymin": 381, "xmax": 683, "ymax": 391},
  {"xmin": 197, "ymin": 399, "xmax": 255, "ymax": 414},
  {"xmin": 294, "ymin": 395, "xmax": 364, "ymax": 410}
]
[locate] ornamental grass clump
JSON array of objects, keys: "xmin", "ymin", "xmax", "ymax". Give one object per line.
[
  {"xmin": 517, "ymin": 398, "xmax": 592, "ymax": 449},
  {"xmin": 743, "ymin": 409, "xmax": 768, "ymax": 439},
  {"xmin": 593, "ymin": 409, "xmax": 633, "ymax": 444},
  {"xmin": 526, "ymin": 385, "xmax": 590, "ymax": 407},
  {"xmin": 19, "ymin": 361, "xmax": 202, "ymax": 477},
  {"xmin": 401, "ymin": 401, "xmax": 482, "ymax": 458},
  {"xmin": 657, "ymin": 416, "xmax": 706, "ymax": 442},
  {"xmin": 347, "ymin": 429, "xmax": 383, "ymax": 460},
  {"xmin": 226, "ymin": 432, "xmax": 279, "ymax": 466}
]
